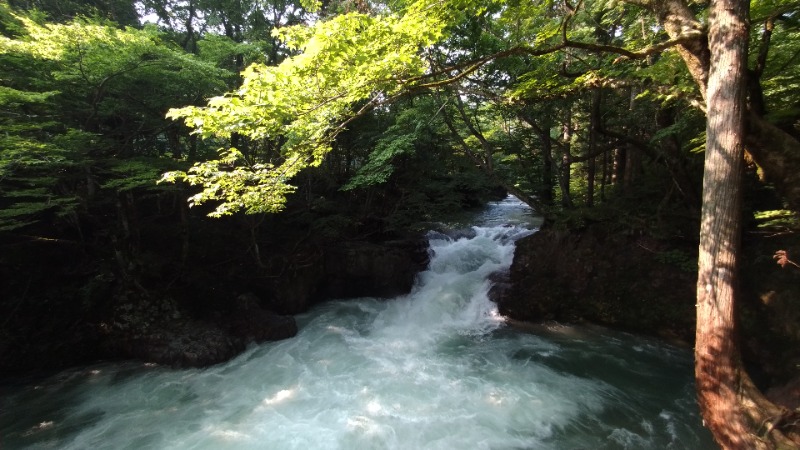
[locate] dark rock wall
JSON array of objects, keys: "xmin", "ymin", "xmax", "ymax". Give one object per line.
[
  {"xmin": 234, "ymin": 238, "xmax": 430, "ymax": 316},
  {"xmin": 494, "ymin": 226, "xmax": 699, "ymax": 343},
  {"xmin": 318, "ymin": 240, "xmax": 430, "ymax": 301},
  {"xmin": 496, "ymin": 224, "xmax": 800, "ymax": 387},
  {"xmin": 0, "ymin": 235, "xmax": 429, "ymax": 375},
  {"xmin": 740, "ymin": 231, "xmax": 800, "ymax": 386}
]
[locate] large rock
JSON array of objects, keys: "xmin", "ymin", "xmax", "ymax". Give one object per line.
[
  {"xmin": 222, "ymin": 292, "xmax": 298, "ymax": 344},
  {"xmin": 0, "ymin": 234, "xmax": 429, "ymax": 374},
  {"xmin": 319, "ymin": 239, "xmax": 430, "ymax": 299},
  {"xmin": 102, "ymin": 238, "xmax": 429, "ymax": 368},
  {"xmin": 258, "ymin": 238, "xmax": 429, "ymax": 314},
  {"xmin": 493, "ymin": 225, "xmax": 698, "ymax": 343},
  {"xmin": 108, "ymin": 320, "xmax": 242, "ymax": 368},
  {"xmin": 494, "ymin": 222, "xmax": 800, "ymax": 390},
  {"xmin": 100, "ymin": 291, "xmax": 297, "ymax": 368}
]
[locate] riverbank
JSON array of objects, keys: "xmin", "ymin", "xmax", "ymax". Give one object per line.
[
  {"xmin": 0, "ymin": 198, "xmax": 716, "ymax": 449},
  {"xmin": 492, "ymin": 220, "xmax": 800, "ymax": 407}
]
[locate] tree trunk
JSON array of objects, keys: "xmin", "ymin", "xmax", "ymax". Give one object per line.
[
  {"xmin": 600, "ymin": 143, "xmax": 608, "ymax": 202},
  {"xmin": 187, "ymin": 133, "xmax": 198, "ymax": 162},
  {"xmin": 635, "ymin": 0, "xmax": 800, "ymax": 211},
  {"xmin": 559, "ymin": 108, "xmax": 574, "ymax": 208},
  {"xmin": 613, "ymin": 145, "xmax": 627, "ymax": 192},
  {"xmin": 540, "ymin": 127, "xmax": 555, "ymax": 206},
  {"xmin": 623, "ymin": 141, "xmax": 640, "ymax": 191},
  {"xmin": 695, "ymin": 1, "xmax": 755, "ymax": 448},
  {"xmin": 635, "ymin": 0, "xmax": 800, "ymax": 447},
  {"xmin": 586, "ymin": 90, "xmax": 601, "ymax": 207}
]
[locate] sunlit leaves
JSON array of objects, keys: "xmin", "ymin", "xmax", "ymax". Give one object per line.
[
  {"xmin": 159, "ymin": 0, "xmax": 800, "ymax": 220},
  {"xmin": 1, "ymin": 17, "xmax": 229, "ymax": 96},
  {"xmin": 0, "ymin": 85, "xmax": 56, "ymax": 106},
  {"xmin": 161, "ymin": 148, "xmax": 299, "ymax": 216},
  {"xmin": 166, "ymin": 2, "xmax": 449, "ymax": 215},
  {"xmin": 341, "ymin": 107, "xmax": 422, "ymax": 191},
  {"xmin": 0, "ymin": 6, "xmax": 232, "ymax": 230},
  {"xmin": 101, "ymin": 157, "xmax": 184, "ymax": 192}
]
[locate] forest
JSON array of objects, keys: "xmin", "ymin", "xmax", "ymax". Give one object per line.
[{"xmin": 1, "ymin": 0, "xmax": 800, "ymax": 448}]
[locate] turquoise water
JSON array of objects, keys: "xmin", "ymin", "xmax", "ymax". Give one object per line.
[{"xmin": 0, "ymin": 197, "xmax": 716, "ymax": 449}]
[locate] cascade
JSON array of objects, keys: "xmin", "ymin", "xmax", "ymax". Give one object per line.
[{"xmin": 0, "ymin": 197, "xmax": 715, "ymax": 449}]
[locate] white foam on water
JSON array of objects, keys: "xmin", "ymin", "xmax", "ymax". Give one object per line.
[{"xmin": 0, "ymin": 197, "xmax": 715, "ymax": 449}]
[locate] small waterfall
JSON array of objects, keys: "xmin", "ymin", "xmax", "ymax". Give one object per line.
[{"xmin": 0, "ymin": 197, "xmax": 715, "ymax": 449}]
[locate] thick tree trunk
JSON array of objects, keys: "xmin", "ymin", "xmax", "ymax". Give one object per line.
[
  {"xmin": 637, "ymin": 0, "xmax": 800, "ymax": 447},
  {"xmin": 695, "ymin": 2, "xmax": 762, "ymax": 448},
  {"xmin": 696, "ymin": 0, "xmax": 748, "ymax": 445}
]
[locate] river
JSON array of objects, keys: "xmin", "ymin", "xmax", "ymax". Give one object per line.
[{"xmin": 0, "ymin": 197, "xmax": 716, "ymax": 449}]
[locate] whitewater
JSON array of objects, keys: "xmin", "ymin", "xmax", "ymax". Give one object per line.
[{"xmin": 0, "ymin": 197, "xmax": 715, "ymax": 449}]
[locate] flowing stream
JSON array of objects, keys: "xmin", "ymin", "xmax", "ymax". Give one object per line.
[{"xmin": 0, "ymin": 197, "xmax": 716, "ymax": 449}]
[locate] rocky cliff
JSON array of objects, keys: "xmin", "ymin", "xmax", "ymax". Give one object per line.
[{"xmin": 494, "ymin": 223, "xmax": 800, "ymax": 391}]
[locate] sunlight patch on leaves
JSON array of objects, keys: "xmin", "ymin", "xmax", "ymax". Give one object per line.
[{"xmin": 165, "ymin": 1, "xmax": 449, "ymax": 216}]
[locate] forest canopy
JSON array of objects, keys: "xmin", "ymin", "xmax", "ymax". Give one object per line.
[
  {"xmin": 2, "ymin": 0, "xmax": 798, "ymax": 227},
  {"xmin": 2, "ymin": 0, "xmax": 800, "ymax": 447}
]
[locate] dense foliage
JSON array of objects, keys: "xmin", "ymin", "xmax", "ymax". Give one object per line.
[
  {"xmin": 2, "ymin": 0, "xmax": 800, "ymax": 446},
  {"xmin": 3, "ymin": 0, "xmax": 798, "ymax": 235}
]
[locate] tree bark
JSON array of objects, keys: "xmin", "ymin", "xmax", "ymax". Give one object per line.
[
  {"xmin": 695, "ymin": 1, "xmax": 758, "ymax": 448},
  {"xmin": 559, "ymin": 107, "xmax": 574, "ymax": 208},
  {"xmin": 630, "ymin": 0, "xmax": 800, "ymax": 447},
  {"xmin": 586, "ymin": 90, "xmax": 601, "ymax": 207},
  {"xmin": 517, "ymin": 111, "xmax": 556, "ymax": 206}
]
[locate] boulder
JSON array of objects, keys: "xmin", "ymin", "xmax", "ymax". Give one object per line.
[
  {"xmin": 101, "ymin": 291, "xmax": 297, "ymax": 368},
  {"xmin": 222, "ymin": 293, "xmax": 298, "ymax": 344},
  {"xmin": 254, "ymin": 238, "xmax": 429, "ymax": 314},
  {"xmin": 318, "ymin": 239, "xmax": 429, "ymax": 300},
  {"xmin": 110, "ymin": 320, "xmax": 242, "ymax": 368},
  {"xmin": 492, "ymin": 225, "xmax": 698, "ymax": 343}
]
